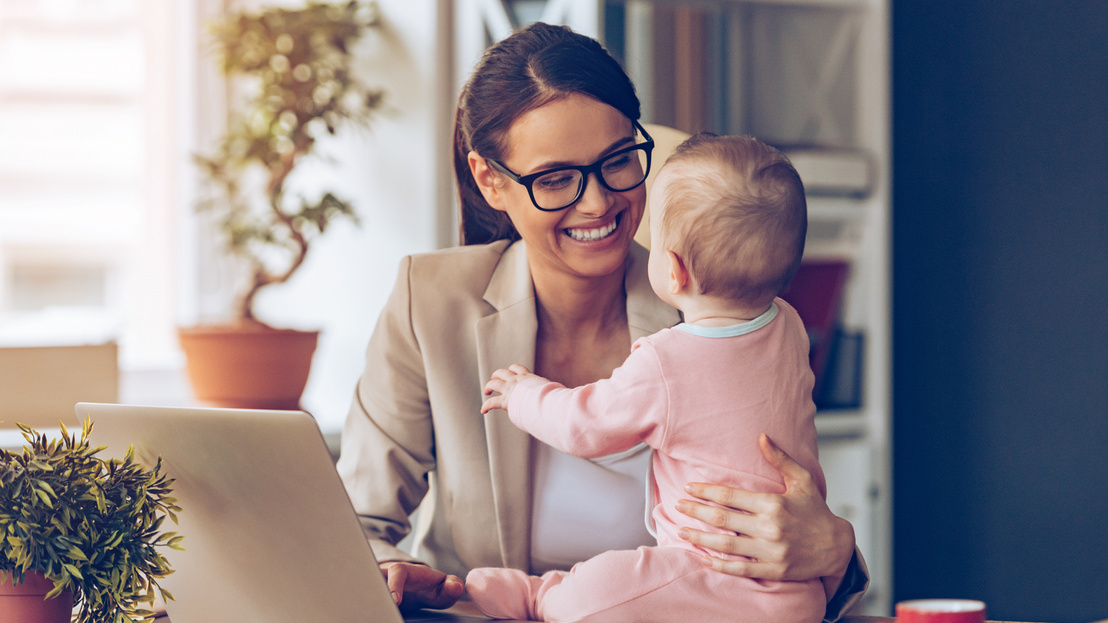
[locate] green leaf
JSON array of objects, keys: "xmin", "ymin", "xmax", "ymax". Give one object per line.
[
  {"xmin": 35, "ymin": 487, "xmax": 53, "ymax": 507},
  {"xmin": 45, "ymin": 583, "xmax": 66, "ymax": 599}
]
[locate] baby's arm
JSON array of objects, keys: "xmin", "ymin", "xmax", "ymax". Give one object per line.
[{"xmin": 483, "ymin": 344, "xmax": 669, "ymax": 457}]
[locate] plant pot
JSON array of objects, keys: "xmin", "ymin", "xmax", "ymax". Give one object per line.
[
  {"xmin": 0, "ymin": 571, "xmax": 74, "ymax": 623},
  {"xmin": 178, "ymin": 323, "xmax": 320, "ymax": 410}
]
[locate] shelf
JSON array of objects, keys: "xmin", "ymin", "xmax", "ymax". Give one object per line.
[
  {"xmin": 585, "ymin": 0, "xmax": 887, "ymax": 612},
  {"xmin": 721, "ymin": 0, "xmax": 873, "ymax": 8},
  {"xmin": 624, "ymin": 0, "xmax": 874, "ymax": 9},
  {"xmin": 815, "ymin": 410, "xmax": 868, "ymax": 439},
  {"xmin": 807, "ymin": 195, "xmax": 875, "ymax": 213}
]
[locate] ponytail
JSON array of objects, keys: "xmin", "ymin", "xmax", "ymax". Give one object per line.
[{"xmin": 454, "ymin": 96, "xmax": 520, "ymax": 245}]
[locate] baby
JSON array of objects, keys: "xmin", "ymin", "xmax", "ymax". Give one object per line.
[{"xmin": 466, "ymin": 133, "xmax": 827, "ymax": 623}]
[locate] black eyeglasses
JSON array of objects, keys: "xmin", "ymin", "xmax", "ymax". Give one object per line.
[{"xmin": 486, "ymin": 121, "xmax": 654, "ymax": 212}]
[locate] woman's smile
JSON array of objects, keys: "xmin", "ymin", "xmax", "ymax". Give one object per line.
[{"xmin": 563, "ymin": 211, "xmax": 622, "ymax": 242}]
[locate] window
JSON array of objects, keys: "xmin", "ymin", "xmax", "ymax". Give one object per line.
[{"xmin": 0, "ymin": 0, "xmax": 188, "ymax": 371}]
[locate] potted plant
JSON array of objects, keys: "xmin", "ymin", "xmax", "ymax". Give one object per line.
[
  {"xmin": 181, "ymin": 0, "xmax": 385, "ymax": 410},
  {"xmin": 0, "ymin": 420, "xmax": 183, "ymax": 623}
]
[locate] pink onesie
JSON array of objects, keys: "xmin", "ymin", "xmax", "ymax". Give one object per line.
[{"xmin": 466, "ymin": 299, "xmax": 827, "ymax": 623}]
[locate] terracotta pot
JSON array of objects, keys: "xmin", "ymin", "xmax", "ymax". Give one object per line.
[
  {"xmin": 178, "ymin": 324, "xmax": 319, "ymax": 410},
  {"xmin": 0, "ymin": 571, "xmax": 74, "ymax": 623}
]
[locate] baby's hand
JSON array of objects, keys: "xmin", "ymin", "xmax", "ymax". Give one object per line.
[{"xmin": 481, "ymin": 364, "xmax": 536, "ymax": 414}]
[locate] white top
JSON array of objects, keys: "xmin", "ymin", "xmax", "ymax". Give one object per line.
[{"xmin": 529, "ymin": 441, "xmax": 654, "ymax": 573}]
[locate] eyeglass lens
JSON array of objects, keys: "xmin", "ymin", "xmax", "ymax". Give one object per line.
[{"xmin": 531, "ymin": 146, "xmax": 649, "ymax": 211}]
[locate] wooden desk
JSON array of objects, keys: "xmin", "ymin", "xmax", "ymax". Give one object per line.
[
  {"xmin": 842, "ymin": 618, "xmax": 1044, "ymax": 623},
  {"xmin": 439, "ymin": 602, "xmax": 1050, "ymax": 623},
  {"xmin": 154, "ymin": 603, "xmax": 1048, "ymax": 622}
]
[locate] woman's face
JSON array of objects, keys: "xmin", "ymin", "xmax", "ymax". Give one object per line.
[{"xmin": 470, "ymin": 94, "xmax": 646, "ymax": 282}]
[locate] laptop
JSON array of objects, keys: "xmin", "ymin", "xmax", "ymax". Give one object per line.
[{"xmin": 76, "ymin": 403, "xmax": 495, "ymax": 623}]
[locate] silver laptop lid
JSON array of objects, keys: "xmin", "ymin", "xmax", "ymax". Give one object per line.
[{"xmin": 77, "ymin": 402, "xmax": 402, "ymax": 623}]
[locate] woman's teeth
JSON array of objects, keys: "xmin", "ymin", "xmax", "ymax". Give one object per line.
[{"xmin": 565, "ymin": 219, "xmax": 618, "ymax": 241}]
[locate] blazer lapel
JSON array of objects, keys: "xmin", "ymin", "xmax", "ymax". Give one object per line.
[{"xmin": 475, "ymin": 241, "xmax": 537, "ymax": 571}]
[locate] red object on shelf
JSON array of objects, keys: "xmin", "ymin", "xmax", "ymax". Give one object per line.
[{"xmin": 780, "ymin": 260, "xmax": 851, "ymax": 398}]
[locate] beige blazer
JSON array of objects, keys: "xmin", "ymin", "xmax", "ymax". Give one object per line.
[
  {"xmin": 336, "ymin": 239, "xmax": 679, "ymax": 578},
  {"xmin": 335, "ymin": 238, "xmax": 867, "ymax": 620}
]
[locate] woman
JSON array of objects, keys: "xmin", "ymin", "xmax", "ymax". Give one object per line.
[{"xmin": 336, "ymin": 22, "xmax": 866, "ymax": 621}]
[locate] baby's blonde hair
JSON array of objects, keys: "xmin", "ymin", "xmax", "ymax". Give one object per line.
[{"xmin": 656, "ymin": 133, "xmax": 807, "ymax": 310}]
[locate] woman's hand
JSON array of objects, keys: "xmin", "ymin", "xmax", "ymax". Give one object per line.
[
  {"xmin": 380, "ymin": 561, "xmax": 465, "ymax": 611},
  {"xmin": 675, "ymin": 434, "xmax": 855, "ymax": 595}
]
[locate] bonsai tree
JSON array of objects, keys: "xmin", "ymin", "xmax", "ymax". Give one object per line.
[
  {"xmin": 195, "ymin": 0, "xmax": 385, "ymax": 324},
  {"xmin": 0, "ymin": 420, "xmax": 183, "ymax": 623}
]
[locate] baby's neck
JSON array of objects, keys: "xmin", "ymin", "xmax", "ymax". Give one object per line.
[{"xmin": 679, "ymin": 296, "xmax": 773, "ymax": 327}]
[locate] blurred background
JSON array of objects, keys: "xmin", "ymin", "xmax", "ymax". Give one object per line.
[{"xmin": 0, "ymin": 1, "xmax": 1105, "ymax": 621}]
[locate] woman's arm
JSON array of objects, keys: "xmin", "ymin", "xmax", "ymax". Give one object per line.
[
  {"xmin": 336, "ymin": 256, "xmax": 437, "ymax": 564},
  {"xmin": 676, "ymin": 435, "xmax": 866, "ymax": 613}
]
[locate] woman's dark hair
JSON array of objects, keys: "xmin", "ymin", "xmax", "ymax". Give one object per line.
[{"xmin": 454, "ymin": 23, "xmax": 641, "ymax": 245}]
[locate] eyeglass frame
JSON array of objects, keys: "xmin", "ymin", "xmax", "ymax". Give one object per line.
[{"xmin": 484, "ymin": 120, "xmax": 655, "ymax": 212}]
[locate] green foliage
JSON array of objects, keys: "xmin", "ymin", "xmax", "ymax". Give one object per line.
[
  {"xmin": 195, "ymin": 1, "xmax": 384, "ymax": 322},
  {"xmin": 0, "ymin": 419, "xmax": 182, "ymax": 623}
]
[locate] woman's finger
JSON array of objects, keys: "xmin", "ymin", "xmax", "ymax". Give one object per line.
[
  {"xmin": 678, "ymin": 525, "xmax": 753, "ymax": 556},
  {"xmin": 413, "ymin": 573, "xmax": 465, "ymax": 610},
  {"xmin": 680, "ymin": 526, "xmax": 798, "ymax": 579},
  {"xmin": 675, "ymin": 497, "xmax": 787, "ymax": 544},
  {"xmin": 676, "ymin": 497, "xmax": 756, "ymax": 535},
  {"xmin": 759, "ymin": 434, "xmax": 817, "ymax": 493},
  {"xmin": 382, "ymin": 562, "xmax": 407, "ymax": 605},
  {"xmin": 381, "ymin": 562, "xmax": 464, "ymax": 611},
  {"xmin": 699, "ymin": 555, "xmax": 784, "ymax": 581},
  {"xmin": 682, "ymin": 482, "xmax": 777, "ymax": 517}
]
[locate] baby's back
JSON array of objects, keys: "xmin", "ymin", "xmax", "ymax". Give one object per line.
[{"xmin": 643, "ymin": 299, "xmax": 823, "ymax": 551}]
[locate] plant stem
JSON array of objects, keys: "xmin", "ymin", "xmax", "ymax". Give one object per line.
[{"xmin": 236, "ymin": 134, "xmax": 312, "ymax": 323}]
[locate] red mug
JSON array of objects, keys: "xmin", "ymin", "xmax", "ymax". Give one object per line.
[{"xmin": 896, "ymin": 599, "xmax": 987, "ymax": 623}]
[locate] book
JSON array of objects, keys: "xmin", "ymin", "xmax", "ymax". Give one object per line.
[
  {"xmin": 815, "ymin": 329, "xmax": 864, "ymax": 410},
  {"xmin": 778, "ymin": 145, "xmax": 875, "ymax": 198}
]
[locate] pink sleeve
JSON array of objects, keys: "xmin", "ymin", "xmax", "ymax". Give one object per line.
[{"xmin": 505, "ymin": 341, "xmax": 670, "ymax": 458}]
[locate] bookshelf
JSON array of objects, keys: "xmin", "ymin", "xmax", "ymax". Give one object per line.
[{"xmin": 605, "ymin": 0, "xmax": 892, "ymax": 614}]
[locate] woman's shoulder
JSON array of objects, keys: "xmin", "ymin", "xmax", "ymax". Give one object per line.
[
  {"xmin": 400, "ymin": 239, "xmax": 519, "ymax": 302},
  {"xmin": 405, "ymin": 240, "xmax": 510, "ymax": 277}
]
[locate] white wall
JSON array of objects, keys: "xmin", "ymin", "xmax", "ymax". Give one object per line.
[{"xmin": 250, "ymin": 1, "xmax": 452, "ymax": 432}]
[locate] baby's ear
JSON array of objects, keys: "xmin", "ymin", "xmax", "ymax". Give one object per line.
[{"xmin": 666, "ymin": 250, "xmax": 690, "ymax": 294}]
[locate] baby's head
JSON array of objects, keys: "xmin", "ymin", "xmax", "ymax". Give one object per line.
[{"xmin": 648, "ymin": 133, "xmax": 807, "ymax": 311}]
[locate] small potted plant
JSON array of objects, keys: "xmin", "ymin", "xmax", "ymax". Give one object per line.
[
  {"xmin": 0, "ymin": 420, "xmax": 183, "ymax": 623},
  {"xmin": 180, "ymin": 0, "xmax": 385, "ymax": 410}
]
